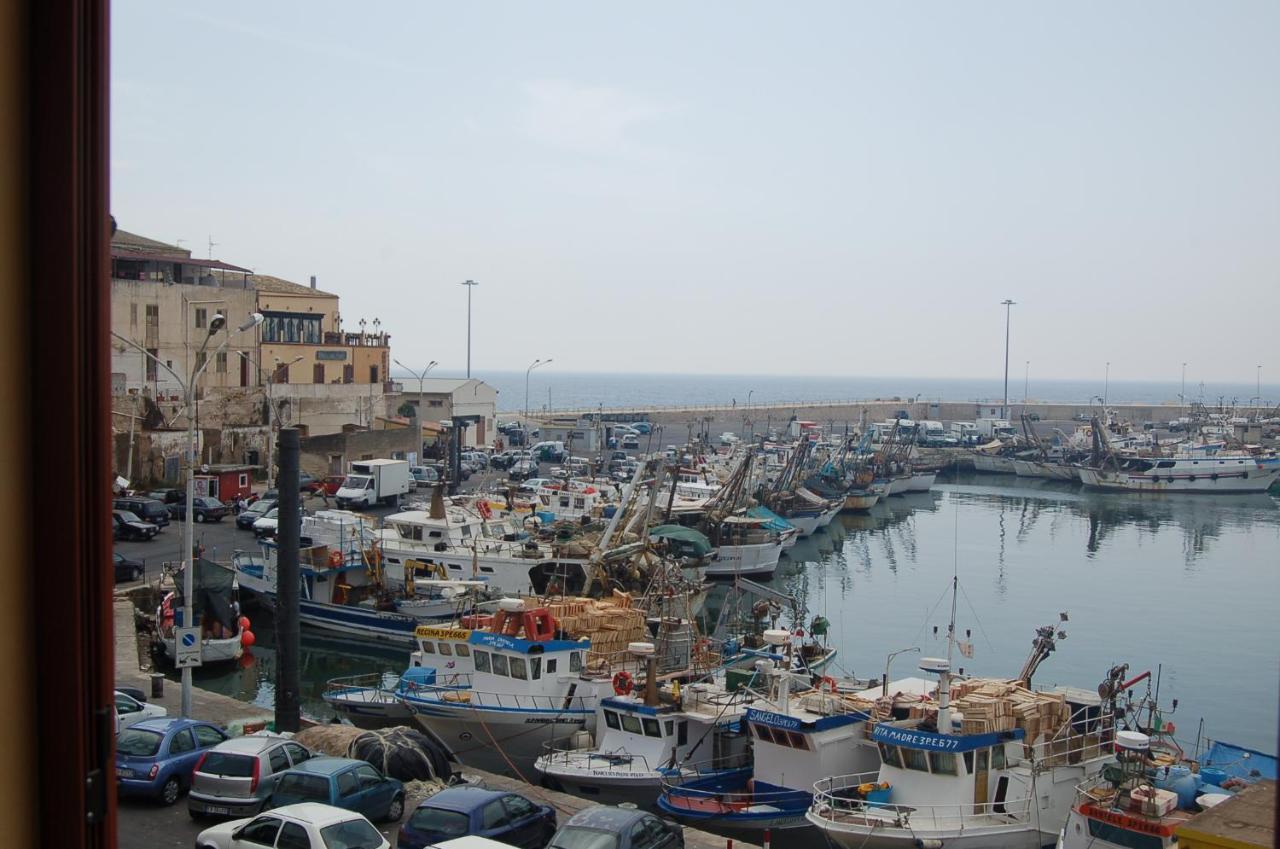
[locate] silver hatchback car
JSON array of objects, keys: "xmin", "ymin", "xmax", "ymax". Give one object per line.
[{"xmin": 187, "ymin": 735, "xmax": 313, "ymax": 819}]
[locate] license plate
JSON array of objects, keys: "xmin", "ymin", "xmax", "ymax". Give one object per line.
[
  {"xmin": 116, "ymin": 768, "xmax": 131, "ymax": 778},
  {"xmin": 206, "ymin": 806, "xmax": 230, "ymax": 816}
]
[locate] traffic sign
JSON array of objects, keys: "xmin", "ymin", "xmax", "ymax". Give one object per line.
[{"xmin": 174, "ymin": 627, "xmax": 203, "ymax": 668}]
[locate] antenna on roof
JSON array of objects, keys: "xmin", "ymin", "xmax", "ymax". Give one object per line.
[{"xmin": 207, "ymin": 235, "xmax": 218, "ymax": 259}]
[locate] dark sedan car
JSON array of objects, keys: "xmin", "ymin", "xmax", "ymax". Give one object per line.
[
  {"xmin": 113, "ymin": 496, "xmax": 171, "ymax": 528},
  {"xmin": 113, "ymin": 510, "xmax": 159, "ymax": 541},
  {"xmin": 397, "ymin": 786, "xmax": 555, "ymax": 849},
  {"xmin": 549, "ymin": 807, "xmax": 683, "ymax": 849},
  {"xmin": 167, "ymin": 496, "xmax": 228, "ymax": 523},
  {"xmin": 236, "ymin": 498, "xmax": 277, "ymax": 530},
  {"xmin": 113, "ymin": 552, "xmax": 144, "ymax": 582},
  {"xmin": 269, "ymin": 757, "xmax": 404, "ymax": 823}
]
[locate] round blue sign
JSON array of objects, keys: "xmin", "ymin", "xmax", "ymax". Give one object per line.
[{"xmin": 181, "ymin": 632, "xmax": 197, "ymax": 647}]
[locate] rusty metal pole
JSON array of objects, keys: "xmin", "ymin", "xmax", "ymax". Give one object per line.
[{"xmin": 275, "ymin": 428, "xmax": 301, "ymax": 732}]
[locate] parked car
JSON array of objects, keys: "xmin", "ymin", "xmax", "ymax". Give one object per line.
[
  {"xmin": 409, "ymin": 466, "xmax": 440, "ymax": 487},
  {"xmin": 516, "ymin": 477, "xmax": 555, "ymax": 495},
  {"xmin": 461, "ymin": 451, "xmax": 490, "ymax": 470},
  {"xmin": 194, "ymin": 802, "xmax": 389, "ymax": 849},
  {"xmin": 114, "ymin": 496, "xmax": 171, "ymax": 527},
  {"xmin": 188, "ymin": 735, "xmax": 314, "ymax": 818},
  {"xmin": 115, "ymin": 685, "xmax": 148, "ymax": 704},
  {"xmin": 115, "ymin": 689, "xmax": 167, "ymax": 733},
  {"xmin": 113, "ymin": 509, "xmax": 159, "ymax": 541},
  {"xmin": 626, "ymin": 422, "xmax": 651, "ymax": 435},
  {"xmin": 113, "ymin": 552, "xmax": 144, "ymax": 582},
  {"xmin": 169, "ymin": 496, "xmax": 229, "ymax": 523},
  {"xmin": 253, "ymin": 508, "xmax": 280, "ymax": 538},
  {"xmin": 146, "ymin": 488, "xmax": 184, "ymax": 507},
  {"xmin": 549, "ymin": 807, "xmax": 683, "ymax": 849},
  {"xmin": 269, "ymin": 757, "xmax": 405, "ymax": 823},
  {"xmin": 621, "ymin": 434, "xmax": 640, "ymax": 450},
  {"xmin": 298, "ymin": 472, "xmax": 315, "ymax": 492},
  {"xmin": 489, "ymin": 452, "xmax": 517, "ymax": 471},
  {"xmin": 236, "ymin": 498, "xmax": 277, "ymax": 531},
  {"xmin": 396, "ymin": 786, "xmax": 555, "ymax": 849},
  {"xmin": 248, "ymin": 488, "xmax": 279, "ymax": 505},
  {"xmin": 116, "ymin": 718, "xmax": 229, "ymax": 805},
  {"xmin": 508, "ymin": 460, "xmax": 539, "ymax": 481}
]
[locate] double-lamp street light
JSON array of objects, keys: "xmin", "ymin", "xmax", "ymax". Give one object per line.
[
  {"xmin": 238, "ymin": 351, "xmax": 303, "ymax": 491},
  {"xmin": 525, "ymin": 358, "xmax": 552, "ymax": 431},
  {"xmin": 113, "ymin": 310, "xmax": 264, "ymax": 717}
]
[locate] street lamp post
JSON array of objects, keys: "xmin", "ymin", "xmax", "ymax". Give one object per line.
[
  {"xmin": 1023, "ymin": 361, "xmax": 1030, "ymax": 403},
  {"xmin": 1104, "ymin": 361, "xmax": 1110, "ymax": 408},
  {"xmin": 394, "ymin": 358, "xmax": 438, "ymax": 402},
  {"xmin": 1258, "ymin": 365, "xmax": 1263, "ymax": 408},
  {"xmin": 883, "ymin": 646, "xmax": 921, "ymax": 697},
  {"xmin": 1181, "ymin": 362, "xmax": 1187, "ymax": 412},
  {"xmin": 113, "ymin": 311, "xmax": 263, "ymax": 717},
  {"xmin": 1001, "ymin": 300, "xmax": 1015, "ymax": 416},
  {"xmin": 526, "ymin": 359, "xmax": 552, "ymax": 431},
  {"xmin": 460, "ymin": 280, "xmax": 479, "ymax": 378}
]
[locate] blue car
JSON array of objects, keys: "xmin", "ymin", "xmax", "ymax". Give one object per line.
[
  {"xmin": 115, "ymin": 718, "xmax": 228, "ymax": 805},
  {"xmin": 268, "ymin": 756, "xmax": 405, "ymax": 823},
  {"xmin": 398, "ymin": 786, "xmax": 556, "ymax": 849}
]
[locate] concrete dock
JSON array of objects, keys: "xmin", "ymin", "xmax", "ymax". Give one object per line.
[{"xmin": 113, "ymin": 599, "xmax": 755, "ymax": 849}]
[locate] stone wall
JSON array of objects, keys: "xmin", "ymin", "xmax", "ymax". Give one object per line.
[{"xmin": 298, "ymin": 427, "xmax": 418, "ymax": 477}]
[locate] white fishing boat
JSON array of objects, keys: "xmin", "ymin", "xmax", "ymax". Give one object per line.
[
  {"xmin": 705, "ymin": 516, "xmax": 784, "ymax": 579},
  {"xmin": 322, "ymin": 624, "xmax": 475, "ymax": 727},
  {"xmin": 1011, "ymin": 458, "xmax": 1077, "ymax": 481},
  {"xmin": 401, "ymin": 595, "xmax": 651, "ymax": 775},
  {"xmin": 906, "ymin": 470, "xmax": 936, "ymax": 492},
  {"xmin": 530, "ymin": 480, "xmax": 616, "ymax": 522},
  {"xmin": 659, "ymin": 630, "xmax": 895, "ymax": 831},
  {"xmin": 233, "ymin": 510, "xmax": 485, "ymax": 644},
  {"xmin": 1076, "ymin": 454, "xmax": 1280, "ymax": 494},
  {"xmin": 377, "ymin": 491, "xmax": 595, "ymax": 597},
  {"xmin": 535, "ymin": 646, "xmax": 752, "ymax": 805},
  {"xmin": 807, "ymin": 608, "xmax": 1120, "ymax": 849},
  {"xmin": 154, "ymin": 560, "xmax": 244, "ymax": 666},
  {"xmin": 842, "ymin": 489, "xmax": 879, "ymax": 511}
]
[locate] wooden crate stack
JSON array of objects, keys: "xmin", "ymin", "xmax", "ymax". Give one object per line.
[
  {"xmin": 520, "ymin": 595, "xmax": 647, "ymax": 662},
  {"xmin": 950, "ymin": 679, "xmax": 1072, "ymax": 743}
]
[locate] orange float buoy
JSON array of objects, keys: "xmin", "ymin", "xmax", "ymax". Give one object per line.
[
  {"xmin": 239, "ymin": 616, "xmax": 251, "ymax": 631},
  {"xmin": 240, "ymin": 630, "xmax": 256, "ymax": 648}
]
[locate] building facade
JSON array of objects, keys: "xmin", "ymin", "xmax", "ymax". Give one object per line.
[{"xmin": 398, "ymin": 377, "xmax": 498, "ymax": 448}]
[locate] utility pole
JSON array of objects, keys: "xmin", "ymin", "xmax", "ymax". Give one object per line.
[
  {"xmin": 1023, "ymin": 361, "xmax": 1029, "ymax": 403},
  {"xmin": 525, "ymin": 359, "xmax": 552, "ymax": 430},
  {"xmin": 1181, "ymin": 362, "xmax": 1187, "ymax": 412},
  {"xmin": 1001, "ymin": 299, "xmax": 1015, "ymax": 417},
  {"xmin": 460, "ymin": 279, "xmax": 479, "ymax": 378},
  {"xmin": 1104, "ymin": 361, "xmax": 1111, "ymax": 408},
  {"xmin": 275, "ymin": 428, "xmax": 301, "ymax": 732}
]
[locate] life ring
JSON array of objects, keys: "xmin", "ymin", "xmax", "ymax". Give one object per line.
[
  {"xmin": 820, "ymin": 676, "xmax": 839, "ymax": 694},
  {"xmin": 328, "ymin": 550, "xmax": 343, "ymax": 568},
  {"xmin": 477, "ymin": 500, "xmax": 493, "ymax": 520},
  {"xmin": 612, "ymin": 670, "xmax": 634, "ymax": 696}
]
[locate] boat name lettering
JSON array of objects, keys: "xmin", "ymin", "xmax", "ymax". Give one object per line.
[
  {"xmin": 872, "ymin": 725, "xmax": 961, "ymax": 750},
  {"xmin": 1081, "ymin": 804, "xmax": 1176, "ymax": 837},
  {"xmin": 415, "ymin": 626, "xmax": 471, "ymax": 640},
  {"xmin": 746, "ymin": 709, "xmax": 802, "ymax": 730},
  {"xmin": 473, "ymin": 632, "xmax": 522, "ymax": 651},
  {"xmin": 524, "ymin": 717, "xmax": 586, "ymax": 725}
]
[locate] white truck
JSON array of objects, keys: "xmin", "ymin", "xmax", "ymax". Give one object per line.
[
  {"xmin": 335, "ymin": 459, "xmax": 411, "ymax": 509},
  {"xmin": 975, "ymin": 418, "xmax": 1017, "ymax": 440}
]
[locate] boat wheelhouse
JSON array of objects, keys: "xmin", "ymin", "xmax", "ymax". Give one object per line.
[{"xmin": 705, "ymin": 515, "xmax": 784, "ymax": 578}]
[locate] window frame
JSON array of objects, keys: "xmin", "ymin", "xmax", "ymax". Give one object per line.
[
  {"xmin": 473, "ymin": 649, "xmax": 491, "ymax": 673},
  {"xmin": 604, "ymin": 710, "xmax": 621, "ymax": 730}
]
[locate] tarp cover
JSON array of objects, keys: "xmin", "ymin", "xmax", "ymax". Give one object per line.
[
  {"xmin": 1199, "ymin": 741, "xmax": 1277, "ymax": 783},
  {"xmin": 173, "ymin": 557, "xmax": 236, "ymax": 631},
  {"xmin": 746, "ymin": 506, "xmax": 797, "ymax": 533},
  {"xmin": 649, "ymin": 524, "xmax": 713, "ymax": 557}
]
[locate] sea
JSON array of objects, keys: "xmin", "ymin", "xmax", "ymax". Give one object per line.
[
  {"xmin": 408, "ymin": 370, "xmax": 1278, "ymax": 414},
  {"xmin": 187, "ymin": 471, "xmax": 1280, "ymax": 755}
]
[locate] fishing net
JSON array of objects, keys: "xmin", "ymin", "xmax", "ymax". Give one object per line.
[{"xmin": 294, "ymin": 724, "xmax": 454, "ymax": 784}]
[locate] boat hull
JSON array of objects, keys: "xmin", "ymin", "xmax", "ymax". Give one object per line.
[
  {"xmin": 405, "ymin": 700, "xmax": 595, "ymax": 776},
  {"xmin": 906, "ymin": 472, "xmax": 936, "ymax": 492},
  {"xmin": 322, "ymin": 688, "xmax": 414, "ymax": 728},
  {"xmin": 161, "ymin": 634, "xmax": 242, "ymax": 665},
  {"xmin": 804, "ymin": 817, "xmax": 1055, "ymax": 849},
  {"xmin": 842, "ymin": 491, "xmax": 879, "ymax": 511},
  {"xmin": 1077, "ymin": 460, "xmax": 1280, "ymax": 494},
  {"xmin": 705, "ymin": 542, "xmax": 781, "ymax": 579}
]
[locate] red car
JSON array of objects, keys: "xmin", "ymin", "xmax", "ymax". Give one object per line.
[{"xmin": 309, "ymin": 475, "xmax": 345, "ymax": 496}]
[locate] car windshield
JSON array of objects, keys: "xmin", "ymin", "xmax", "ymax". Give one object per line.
[
  {"xmin": 116, "ymin": 728, "xmax": 163, "ymax": 757},
  {"xmin": 199, "ymin": 497, "xmax": 222, "ymax": 507},
  {"xmin": 319, "ymin": 818, "xmax": 385, "ymax": 849},
  {"xmin": 264, "ymin": 509, "xmax": 278, "ymax": 519},
  {"xmin": 342, "ymin": 475, "xmax": 372, "ymax": 489},
  {"xmin": 274, "ymin": 772, "xmax": 330, "ymax": 802},
  {"xmin": 116, "ymin": 511, "xmax": 142, "ymax": 523},
  {"xmin": 407, "ymin": 806, "xmax": 469, "ymax": 836},
  {"xmin": 248, "ymin": 501, "xmax": 273, "ymax": 515},
  {"xmin": 198, "ymin": 751, "xmax": 255, "ymax": 777},
  {"xmin": 551, "ymin": 826, "xmax": 621, "ymax": 849}
]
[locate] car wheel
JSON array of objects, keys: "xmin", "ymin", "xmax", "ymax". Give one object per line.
[
  {"xmin": 385, "ymin": 794, "xmax": 404, "ymax": 822},
  {"xmin": 195, "ymin": 513, "xmax": 205, "ymax": 523},
  {"xmin": 159, "ymin": 776, "xmax": 181, "ymax": 805}
]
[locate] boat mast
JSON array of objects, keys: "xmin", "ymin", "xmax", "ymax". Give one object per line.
[{"xmin": 938, "ymin": 574, "xmax": 958, "ymax": 734}]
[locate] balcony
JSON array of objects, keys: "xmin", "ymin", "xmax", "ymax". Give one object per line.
[{"xmin": 322, "ymin": 331, "xmax": 390, "ymax": 348}]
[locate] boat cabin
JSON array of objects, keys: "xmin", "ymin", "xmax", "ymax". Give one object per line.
[
  {"xmin": 467, "ymin": 629, "xmax": 590, "ymax": 703},
  {"xmin": 745, "ymin": 701, "xmax": 875, "ymax": 799},
  {"xmin": 409, "ymin": 625, "xmax": 475, "ymax": 678},
  {"xmin": 594, "ymin": 694, "xmax": 746, "ymax": 779},
  {"xmin": 872, "ymin": 723, "xmax": 1030, "ymax": 816}
]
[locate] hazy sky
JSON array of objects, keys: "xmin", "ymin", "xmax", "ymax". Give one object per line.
[{"xmin": 112, "ymin": 1, "xmax": 1278, "ymax": 382}]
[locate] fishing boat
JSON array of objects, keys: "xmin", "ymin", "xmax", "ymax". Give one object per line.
[
  {"xmin": 807, "ymin": 602, "xmax": 1122, "ymax": 849},
  {"xmin": 154, "ymin": 558, "xmax": 245, "ymax": 665},
  {"xmin": 906, "ymin": 470, "xmax": 937, "ymax": 492},
  {"xmin": 1076, "ymin": 454, "xmax": 1280, "ymax": 494},
  {"xmin": 233, "ymin": 509, "xmax": 485, "ymax": 644},
  {"xmin": 534, "ymin": 644, "xmax": 752, "ymax": 805},
  {"xmin": 659, "ymin": 630, "xmax": 891, "ymax": 831},
  {"xmin": 400, "ymin": 595, "xmax": 652, "ymax": 776},
  {"xmin": 322, "ymin": 624, "xmax": 475, "ymax": 727},
  {"xmin": 842, "ymin": 489, "xmax": 880, "ymax": 511},
  {"xmin": 378, "ymin": 488, "xmax": 595, "ymax": 597}
]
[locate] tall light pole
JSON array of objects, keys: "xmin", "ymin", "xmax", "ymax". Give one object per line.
[
  {"xmin": 460, "ymin": 280, "xmax": 479, "ymax": 378},
  {"xmin": 1023, "ymin": 361, "xmax": 1030, "ymax": 403},
  {"xmin": 113, "ymin": 311, "xmax": 263, "ymax": 717},
  {"xmin": 1258, "ymin": 365, "xmax": 1263, "ymax": 408},
  {"xmin": 1181, "ymin": 362, "xmax": 1187, "ymax": 412},
  {"xmin": 526, "ymin": 358, "xmax": 552, "ymax": 428},
  {"xmin": 1000, "ymin": 299, "xmax": 1015, "ymax": 416},
  {"xmin": 1104, "ymin": 361, "xmax": 1111, "ymax": 408}
]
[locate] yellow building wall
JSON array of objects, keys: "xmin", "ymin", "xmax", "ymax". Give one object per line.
[
  {"xmin": 261, "ymin": 342, "xmax": 390, "ymax": 385},
  {"xmin": 255, "ymin": 291, "xmax": 338, "ymax": 330}
]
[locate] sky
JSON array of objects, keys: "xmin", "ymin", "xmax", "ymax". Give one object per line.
[{"xmin": 111, "ymin": 1, "xmax": 1279, "ymax": 383}]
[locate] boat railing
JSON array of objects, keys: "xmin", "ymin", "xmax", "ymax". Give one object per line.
[
  {"xmin": 403, "ymin": 675, "xmax": 596, "ymax": 713},
  {"xmin": 538, "ymin": 745, "xmax": 667, "ymax": 775},
  {"xmin": 1031, "ymin": 704, "xmax": 1116, "ymax": 768},
  {"xmin": 323, "ymin": 672, "xmax": 402, "ymax": 704},
  {"xmin": 658, "ymin": 753, "xmax": 797, "ymax": 805},
  {"xmin": 810, "ymin": 772, "xmax": 1036, "ymax": 831}
]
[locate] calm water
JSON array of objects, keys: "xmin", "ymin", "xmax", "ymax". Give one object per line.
[
  {"xmin": 403, "ymin": 369, "xmax": 1279, "ymax": 413},
  {"xmin": 190, "ymin": 475, "xmax": 1279, "ymax": 753}
]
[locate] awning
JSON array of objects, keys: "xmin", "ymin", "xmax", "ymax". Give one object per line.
[{"xmin": 649, "ymin": 525, "xmax": 713, "ymax": 557}]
